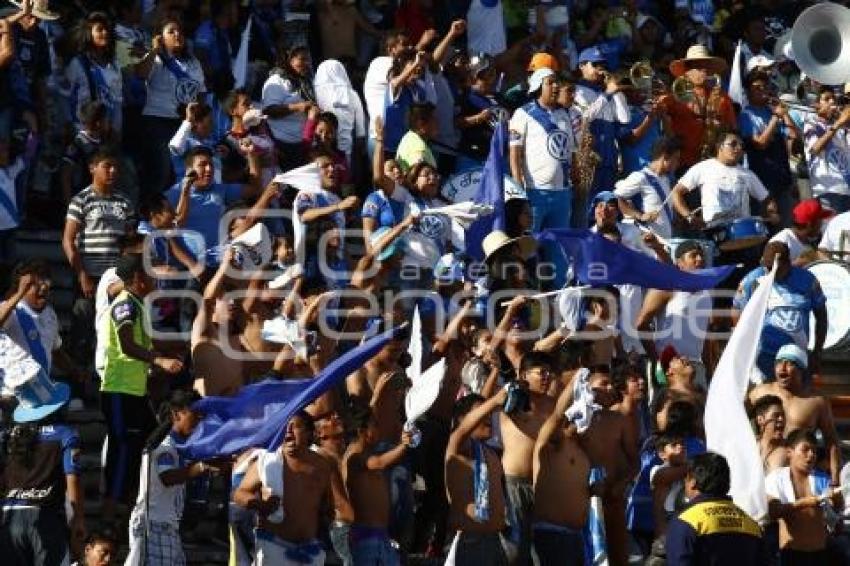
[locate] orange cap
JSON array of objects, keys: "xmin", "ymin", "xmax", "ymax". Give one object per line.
[{"xmin": 528, "ymin": 52, "xmax": 559, "ymax": 73}]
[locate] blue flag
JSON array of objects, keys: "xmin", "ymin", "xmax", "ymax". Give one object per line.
[
  {"xmin": 540, "ymin": 228, "xmax": 735, "ymax": 291},
  {"xmin": 174, "ymin": 325, "xmax": 404, "ymax": 460},
  {"xmin": 466, "ymin": 120, "xmax": 508, "ymax": 261}
]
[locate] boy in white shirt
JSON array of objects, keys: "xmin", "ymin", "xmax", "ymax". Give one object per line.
[
  {"xmin": 765, "ymin": 428, "xmax": 842, "ymax": 565},
  {"xmin": 126, "ymin": 390, "xmax": 209, "ymax": 566}
]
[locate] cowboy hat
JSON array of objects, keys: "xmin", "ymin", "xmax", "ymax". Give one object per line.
[
  {"xmin": 8, "ymin": 0, "xmax": 60, "ymax": 21},
  {"xmin": 669, "ymin": 44, "xmax": 728, "ymax": 77},
  {"xmin": 482, "ymin": 230, "xmax": 536, "ymax": 263}
]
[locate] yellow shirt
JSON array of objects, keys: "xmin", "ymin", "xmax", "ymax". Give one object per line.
[{"xmin": 101, "ymin": 290, "xmax": 151, "ymax": 396}]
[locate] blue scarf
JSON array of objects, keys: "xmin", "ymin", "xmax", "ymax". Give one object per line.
[
  {"xmin": 0, "ymin": 184, "xmax": 19, "ymax": 225},
  {"xmin": 15, "ymin": 306, "xmax": 48, "ymax": 370},
  {"xmin": 472, "ymin": 440, "xmax": 490, "ymax": 522},
  {"xmin": 640, "ymin": 167, "xmax": 673, "ymax": 225},
  {"xmin": 523, "ymin": 100, "xmax": 571, "ymax": 182}
]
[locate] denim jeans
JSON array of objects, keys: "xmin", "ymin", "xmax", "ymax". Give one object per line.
[
  {"xmin": 0, "ymin": 506, "xmax": 69, "ymax": 566},
  {"xmin": 350, "ymin": 529, "xmax": 399, "ymax": 566},
  {"xmin": 330, "ymin": 521, "xmax": 353, "ymax": 566},
  {"xmin": 528, "ymin": 187, "xmax": 572, "ymax": 289}
]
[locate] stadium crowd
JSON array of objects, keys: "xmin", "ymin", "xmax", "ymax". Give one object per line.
[{"xmin": 2, "ymin": 0, "xmax": 850, "ymax": 565}]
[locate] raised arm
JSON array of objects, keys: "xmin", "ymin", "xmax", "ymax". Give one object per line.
[
  {"xmin": 134, "ymin": 34, "xmax": 162, "ymax": 78},
  {"xmin": 192, "ymin": 248, "xmax": 232, "ymax": 345},
  {"xmin": 432, "ymin": 20, "xmax": 466, "ymax": 64},
  {"xmin": 432, "ymin": 298, "xmax": 474, "ymax": 358},
  {"xmin": 0, "ymin": 274, "xmax": 33, "ymax": 327},
  {"xmin": 372, "ymin": 117, "xmax": 395, "ymax": 195},
  {"xmin": 389, "ymin": 53, "xmax": 425, "ymax": 97},
  {"xmin": 537, "ymin": 379, "xmax": 578, "ymax": 450},
  {"xmin": 490, "ymin": 295, "xmax": 529, "ymax": 352},
  {"xmin": 447, "ymin": 387, "xmax": 509, "ymax": 456},
  {"xmin": 174, "ymin": 172, "xmax": 197, "ymax": 228}
]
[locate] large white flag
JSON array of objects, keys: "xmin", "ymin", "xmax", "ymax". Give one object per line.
[
  {"xmin": 232, "ymin": 17, "xmax": 253, "ymax": 89},
  {"xmin": 705, "ymin": 263, "xmax": 777, "ymax": 521},
  {"xmin": 404, "ymin": 307, "xmax": 445, "ymax": 424},
  {"xmin": 728, "ymin": 40, "xmax": 747, "ymax": 107}
]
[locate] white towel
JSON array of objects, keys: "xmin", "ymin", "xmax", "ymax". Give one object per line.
[
  {"xmin": 257, "ymin": 449, "xmax": 285, "ymax": 523},
  {"xmin": 564, "ymin": 368, "xmax": 601, "ymax": 433},
  {"xmin": 275, "ymin": 163, "xmax": 341, "ymax": 262},
  {"xmin": 261, "ymin": 316, "xmax": 308, "ymax": 360},
  {"xmin": 764, "ymin": 466, "xmax": 831, "ymax": 504}
]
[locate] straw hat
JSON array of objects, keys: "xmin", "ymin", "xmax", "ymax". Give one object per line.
[
  {"xmin": 669, "ymin": 45, "xmax": 728, "ymax": 77},
  {"xmin": 9, "ymin": 0, "xmax": 59, "ymax": 21},
  {"xmin": 482, "ymin": 230, "xmax": 537, "ymax": 263}
]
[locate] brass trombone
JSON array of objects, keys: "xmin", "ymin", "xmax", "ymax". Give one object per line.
[{"xmin": 629, "ymin": 61, "xmax": 668, "ymax": 97}]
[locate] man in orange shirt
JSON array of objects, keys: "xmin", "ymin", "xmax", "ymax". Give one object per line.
[{"xmin": 661, "ymin": 45, "xmax": 736, "ymax": 170}]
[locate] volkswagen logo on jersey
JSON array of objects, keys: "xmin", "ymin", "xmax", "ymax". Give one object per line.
[
  {"xmin": 419, "ymin": 214, "xmax": 446, "ymax": 239},
  {"xmin": 175, "ymin": 78, "xmax": 201, "ymax": 105},
  {"xmin": 547, "ymin": 130, "xmax": 572, "ymax": 162}
]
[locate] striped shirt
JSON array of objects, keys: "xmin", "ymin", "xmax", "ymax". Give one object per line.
[{"xmin": 66, "ymin": 186, "xmax": 134, "ymax": 276}]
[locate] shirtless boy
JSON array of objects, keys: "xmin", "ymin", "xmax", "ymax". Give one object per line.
[
  {"xmin": 578, "ymin": 368, "xmax": 638, "ymax": 566},
  {"xmin": 765, "ymin": 429, "xmax": 843, "ymax": 565},
  {"xmin": 752, "ymin": 394, "xmax": 788, "ymax": 473},
  {"xmin": 445, "ymin": 391, "xmax": 510, "ymax": 565},
  {"xmin": 500, "ymin": 351, "xmax": 556, "ymax": 565},
  {"xmin": 313, "ymin": 413, "xmax": 355, "ymax": 565},
  {"xmin": 749, "ymin": 344, "xmax": 841, "ymax": 485},
  {"xmin": 342, "ymin": 405, "xmax": 413, "ymax": 565},
  {"xmin": 234, "ymin": 411, "xmax": 337, "ymax": 565},
  {"xmin": 532, "ymin": 379, "xmax": 591, "ymax": 565},
  {"xmin": 192, "ymin": 247, "xmax": 245, "ymax": 396}
]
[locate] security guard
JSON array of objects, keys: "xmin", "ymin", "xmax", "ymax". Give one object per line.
[{"xmin": 666, "ymin": 452, "xmax": 764, "ymax": 565}]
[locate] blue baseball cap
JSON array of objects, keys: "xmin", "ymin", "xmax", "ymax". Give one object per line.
[
  {"xmin": 588, "ymin": 191, "xmax": 621, "ymax": 224},
  {"xmin": 578, "ymin": 46, "xmax": 607, "ymax": 65},
  {"xmin": 775, "ymin": 344, "xmax": 807, "ymax": 369},
  {"xmin": 592, "ymin": 191, "xmax": 618, "ymax": 205}
]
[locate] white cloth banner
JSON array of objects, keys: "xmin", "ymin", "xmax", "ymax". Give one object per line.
[
  {"xmin": 404, "ymin": 307, "xmax": 445, "ymax": 424},
  {"xmin": 728, "ymin": 40, "xmax": 748, "ymax": 107},
  {"xmin": 232, "ymin": 17, "xmax": 252, "ymax": 89},
  {"xmin": 705, "ymin": 263, "xmax": 777, "ymax": 521}
]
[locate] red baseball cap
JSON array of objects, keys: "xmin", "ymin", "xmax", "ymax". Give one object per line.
[{"xmin": 793, "ymin": 198, "xmax": 834, "ymax": 225}]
